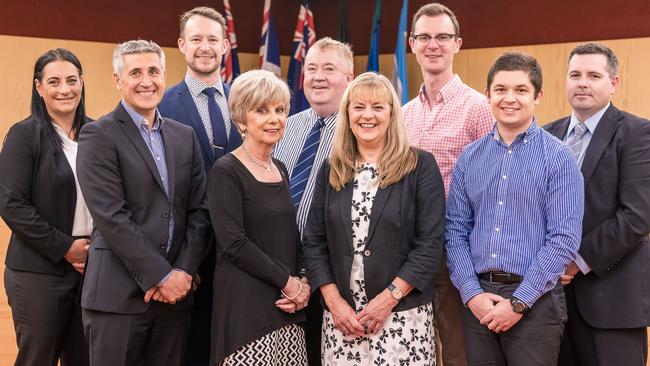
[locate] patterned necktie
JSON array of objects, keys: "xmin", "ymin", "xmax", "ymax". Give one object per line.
[
  {"xmin": 567, "ymin": 122, "xmax": 588, "ymax": 161},
  {"xmin": 290, "ymin": 118, "xmax": 325, "ymax": 207},
  {"xmin": 202, "ymin": 87, "xmax": 228, "ymax": 152}
]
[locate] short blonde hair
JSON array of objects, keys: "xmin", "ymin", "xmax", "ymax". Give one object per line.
[
  {"xmin": 228, "ymin": 69, "xmax": 291, "ymax": 131},
  {"xmin": 306, "ymin": 37, "xmax": 354, "ymax": 73},
  {"xmin": 411, "ymin": 3, "xmax": 459, "ymax": 36},
  {"xmin": 329, "ymin": 72, "xmax": 417, "ymax": 190},
  {"xmin": 179, "ymin": 7, "xmax": 227, "ymax": 38}
]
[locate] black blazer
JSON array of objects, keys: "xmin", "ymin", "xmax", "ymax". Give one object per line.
[
  {"xmin": 303, "ymin": 149, "xmax": 445, "ymax": 312},
  {"xmin": 76, "ymin": 103, "xmax": 210, "ymax": 314},
  {"xmin": 0, "ymin": 116, "xmax": 89, "ymax": 275},
  {"xmin": 545, "ymin": 104, "xmax": 650, "ymax": 329},
  {"xmin": 158, "ymin": 80, "xmax": 242, "ymax": 173}
]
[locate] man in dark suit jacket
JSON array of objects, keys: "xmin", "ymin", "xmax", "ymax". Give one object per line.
[
  {"xmin": 545, "ymin": 43, "xmax": 650, "ymax": 366},
  {"xmin": 157, "ymin": 7, "xmax": 242, "ymax": 366},
  {"xmin": 76, "ymin": 40, "xmax": 210, "ymax": 366}
]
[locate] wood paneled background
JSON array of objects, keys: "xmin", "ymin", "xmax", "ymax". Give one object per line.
[{"xmin": 2, "ymin": 0, "xmax": 650, "ymax": 361}]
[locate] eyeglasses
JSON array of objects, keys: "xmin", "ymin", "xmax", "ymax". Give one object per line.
[{"xmin": 411, "ymin": 33, "xmax": 457, "ymax": 45}]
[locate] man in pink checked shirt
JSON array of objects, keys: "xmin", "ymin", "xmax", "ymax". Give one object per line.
[{"xmin": 404, "ymin": 3, "xmax": 494, "ymax": 366}]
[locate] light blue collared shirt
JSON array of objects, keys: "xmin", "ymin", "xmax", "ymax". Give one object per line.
[
  {"xmin": 566, "ymin": 103, "xmax": 610, "ymax": 167},
  {"xmin": 565, "ymin": 102, "xmax": 610, "ymax": 274},
  {"xmin": 121, "ymin": 100, "xmax": 174, "ymax": 254}
]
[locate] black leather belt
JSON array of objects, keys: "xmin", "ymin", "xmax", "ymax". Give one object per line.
[{"xmin": 478, "ymin": 271, "xmax": 523, "ymax": 284}]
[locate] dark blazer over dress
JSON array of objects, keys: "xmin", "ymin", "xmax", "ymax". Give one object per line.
[{"xmin": 303, "ymin": 149, "xmax": 446, "ymax": 312}]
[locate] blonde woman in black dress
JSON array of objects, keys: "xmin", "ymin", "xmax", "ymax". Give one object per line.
[{"xmin": 207, "ymin": 69, "xmax": 310, "ymax": 365}]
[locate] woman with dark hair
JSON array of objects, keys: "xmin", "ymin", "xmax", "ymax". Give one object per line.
[{"xmin": 0, "ymin": 48, "xmax": 91, "ymax": 366}]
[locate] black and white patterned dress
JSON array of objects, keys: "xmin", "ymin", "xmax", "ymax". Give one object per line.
[{"xmin": 321, "ymin": 163, "xmax": 436, "ymax": 365}]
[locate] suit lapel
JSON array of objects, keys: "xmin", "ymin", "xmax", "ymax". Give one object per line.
[
  {"xmin": 547, "ymin": 117, "xmax": 570, "ymax": 141},
  {"xmin": 338, "ymin": 182, "xmax": 354, "ymax": 251},
  {"xmin": 115, "ymin": 104, "xmax": 167, "ymax": 194},
  {"xmin": 161, "ymin": 120, "xmax": 176, "ymax": 203},
  {"xmin": 580, "ymin": 105, "xmax": 622, "ymax": 186},
  {"xmin": 179, "ymin": 82, "xmax": 214, "ymax": 165},
  {"xmin": 365, "ymin": 184, "xmax": 394, "ymax": 247}
]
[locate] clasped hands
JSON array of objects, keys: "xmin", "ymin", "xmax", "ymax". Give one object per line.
[
  {"xmin": 327, "ymin": 288, "xmax": 398, "ymax": 337},
  {"xmin": 467, "ymin": 292, "xmax": 523, "ymax": 334},
  {"xmin": 276, "ymin": 276, "xmax": 310, "ymax": 314},
  {"xmin": 64, "ymin": 238, "xmax": 90, "ymax": 274},
  {"xmin": 144, "ymin": 269, "xmax": 193, "ymax": 305}
]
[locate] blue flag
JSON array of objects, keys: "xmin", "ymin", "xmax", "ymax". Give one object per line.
[
  {"xmin": 287, "ymin": 0, "xmax": 316, "ymax": 115},
  {"xmin": 366, "ymin": 0, "xmax": 382, "ymax": 72},
  {"xmin": 391, "ymin": 0, "xmax": 409, "ymax": 104},
  {"xmin": 259, "ymin": 0, "xmax": 281, "ymax": 76}
]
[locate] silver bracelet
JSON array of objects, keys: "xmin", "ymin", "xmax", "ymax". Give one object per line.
[{"xmin": 281, "ymin": 277, "xmax": 303, "ymax": 300}]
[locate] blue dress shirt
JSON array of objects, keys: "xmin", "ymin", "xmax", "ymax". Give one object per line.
[{"xmin": 446, "ymin": 121, "xmax": 584, "ymax": 307}]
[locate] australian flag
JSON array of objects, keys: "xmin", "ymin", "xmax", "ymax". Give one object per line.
[
  {"xmin": 221, "ymin": 0, "xmax": 241, "ymax": 84},
  {"xmin": 259, "ymin": 0, "xmax": 281, "ymax": 76},
  {"xmin": 287, "ymin": 0, "xmax": 316, "ymax": 115}
]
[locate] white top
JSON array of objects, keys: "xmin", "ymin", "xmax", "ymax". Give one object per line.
[{"xmin": 53, "ymin": 123, "xmax": 93, "ymax": 236}]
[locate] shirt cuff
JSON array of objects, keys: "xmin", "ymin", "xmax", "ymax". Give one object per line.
[
  {"xmin": 459, "ymin": 280, "xmax": 484, "ymax": 305},
  {"xmin": 157, "ymin": 268, "xmax": 188, "ymax": 286},
  {"xmin": 574, "ymin": 254, "xmax": 592, "ymax": 274}
]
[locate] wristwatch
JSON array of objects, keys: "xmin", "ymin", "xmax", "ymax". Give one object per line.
[
  {"xmin": 387, "ymin": 283, "xmax": 403, "ymax": 301},
  {"xmin": 510, "ymin": 296, "xmax": 530, "ymax": 314}
]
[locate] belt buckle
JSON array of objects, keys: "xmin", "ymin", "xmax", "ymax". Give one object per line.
[{"xmin": 489, "ymin": 272, "xmax": 496, "ymax": 284}]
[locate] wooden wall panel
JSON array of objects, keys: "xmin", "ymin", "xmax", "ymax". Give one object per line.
[{"xmin": 1, "ymin": 34, "xmax": 650, "ymax": 363}]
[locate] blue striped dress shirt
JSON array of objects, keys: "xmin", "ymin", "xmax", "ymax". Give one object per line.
[
  {"xmin": 273, "ymin": 108, "xmax": 337, "ymax": 236},
  {"xmin": 445, "ymin": 121, "xmax": 584, "ymax": 307}
]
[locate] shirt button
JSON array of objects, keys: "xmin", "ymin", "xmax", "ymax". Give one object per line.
[
  {"xmin": 492, "ymin": 253, "xmax": 497, "ymax": 258},
  {"xmin": 156, "ymin": 156, "xmax": 161, "ymax": 160},
  {"xmin": 507, "ymin": 150, "xmax": 512, "ymax": 154},
  {"xmin": 502, "ymin": 175, "xmax": 507, "ymax": 180},
  {"xmin": 364, "ymin": 250, "xmax": 371, "ymax": 257},
  {"xmin": 495, "ymin": 227, "xmax": 500, "ymax": 232},
  {"xmin": 162, "ymin": 212, "xmax": 169, "ymax": 218},
  {"xmin": 498, "ymin": 201, "xmax": 504, "ymax": 205}
]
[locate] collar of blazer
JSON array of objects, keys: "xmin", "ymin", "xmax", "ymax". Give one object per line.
[
  {"xmin": 579, "ymin": 104, "xmax": 623, "ymax": 186},
  {"xmin": 114, "ymin": 102, "xmax": 176, "ymax": 201}
]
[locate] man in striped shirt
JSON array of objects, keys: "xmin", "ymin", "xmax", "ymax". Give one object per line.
[
  {"xmin": 273, "ymin": 37, "xmax": 353, "ymax": 366},
  {"xmin": 446, "ymin": 52, "xmax": 584, "ymax": 365},
  {"xmin": 404, "ymin": 4, "xmax": 493, "ymax": 366}
]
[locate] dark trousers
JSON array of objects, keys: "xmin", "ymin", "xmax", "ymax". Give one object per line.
[
  {"xmin": 305, "ymin": 291, "xmax": 323, "ymax": 366},
  {"xmin": 184, "ymin": 241, "xmax": 216, "ymax": 366},
  {"xmin": 461, "ymin": 280, "xmax": 566, "ymax": 366},
  {"xmin": 434, "ymin": 256, "xmax": 469, "ymax": 366},
  {"xmin": 83, "ymin": 303, "xmax": 191, "ymax": 366},
  {"xmin": 4, "ymin": 267, "xmax": 89, "ymax": 366},
  {"xmin": 558, "ymin": 283, "xmax": 648, "ymax": 366}
]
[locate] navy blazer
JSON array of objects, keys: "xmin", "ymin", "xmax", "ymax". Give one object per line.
[
  {"xmin": 158, "ymin": 80, "xmax": 242, "ymax": 173},
  {"xmin": 303, "ymin": 149, "xmax": 446, "ymax": 312},
  {"xmin": 545, "ymin": 104, "xmax": 650, "ymax": 329},
  {"xmin": 76, "ymin": 103, "xmax": 210, "ymax": 314}
]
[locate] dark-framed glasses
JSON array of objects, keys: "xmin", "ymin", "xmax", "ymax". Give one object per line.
[{"xmin": 412, "ymin": 33, "xmax": 457, "ymax": 45}]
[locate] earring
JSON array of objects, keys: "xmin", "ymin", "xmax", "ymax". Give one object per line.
[{"xmin": 241, "ymin": 131, "xmax": 246, "ymax": 140}]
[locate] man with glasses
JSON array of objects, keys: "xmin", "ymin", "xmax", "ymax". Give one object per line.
[{"xmin": 404, "ymin": 3, "xmax": 493, "ymax": 366}]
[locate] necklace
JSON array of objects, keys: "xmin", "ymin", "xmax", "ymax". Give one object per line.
[{"xmin": 242, "ymin": 144, "xmax": 273, "ymax": 172}]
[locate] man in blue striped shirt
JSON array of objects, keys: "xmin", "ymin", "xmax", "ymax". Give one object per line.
[
  {"xmin": 273, "ymin": 37, "xmax": 353, "ymax": 366},
  {"xmin": 446, "ymin": 52, "xmax": 584, "ymax": 365}
]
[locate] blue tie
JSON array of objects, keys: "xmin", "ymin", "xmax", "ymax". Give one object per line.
[
  {"xmin": 202, "ymin": 87, "xmax": 228, "ymax": 153},
  {"xmin": 290, "ymin": 118, "xmax": 325, "ymax": 207}
]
